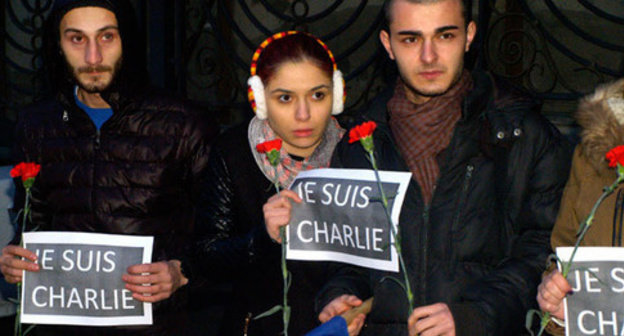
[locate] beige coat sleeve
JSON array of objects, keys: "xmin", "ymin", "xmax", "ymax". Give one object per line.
[
  {"xmin": 541, "ymin": 147, "xmax": 584, "ymax": 336},
  {"xmin": 551, "ymin": 147, "xmax": 584, "ymax": 250}
]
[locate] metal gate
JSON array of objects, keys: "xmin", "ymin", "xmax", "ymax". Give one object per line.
[
  {"xmin": 482, "ymin": 0, "xmax": 624, "ymax": 134},
  {"xmin": 2, "ymin": 0, "xmax": 623, "ymax": 162}
]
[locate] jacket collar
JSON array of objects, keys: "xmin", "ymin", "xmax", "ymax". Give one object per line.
[
  {"xmin": 360, "ymin": 69, "xmax": 539, "ymax": 169},
  {"xmin": 55, "ymin": 84, "xmax": 144, "ymax": 131},
  {"xmin": 577, "ymin": 78, "xmax": 624, "ymax": 175},
  {"xmin": 365, "ymin": 69, "xmax": 495, "ymax": 126},
  {"xmin": 57, "ymin": 83, "xmax": 143, "ymax": 115}
]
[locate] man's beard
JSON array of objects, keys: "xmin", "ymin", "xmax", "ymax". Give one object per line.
[{"xmin": 68, "ymin": 57, "xmax": 123, "ymax": 94}]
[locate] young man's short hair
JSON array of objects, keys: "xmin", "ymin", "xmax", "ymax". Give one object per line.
[{"xmin": 382, "ymin": 0, "xmax": 471, "ymax": 31}]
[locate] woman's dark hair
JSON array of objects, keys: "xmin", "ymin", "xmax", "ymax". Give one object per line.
[{"xmin": 255, "ymin": 33, "xmax": 334, "ymax": 83}]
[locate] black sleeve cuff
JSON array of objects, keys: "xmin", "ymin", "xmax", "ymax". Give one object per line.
[{"xmin": 448, "ymin": 302, "xmax": 487, "ymax": 336}]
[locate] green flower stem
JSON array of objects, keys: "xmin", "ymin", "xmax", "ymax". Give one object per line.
[
  {"xmin": 15, "ymin": 187, "xmax": 31, "ymax": 336},
  {"xmin": 536, "ymin": 173, "xmax": 624, "ymax": 336},
  {"xmin": 563, "ymin": 181, "xmax": 619, "ymax": 276},
  {"xmin": 280, "ymin": 226, "xmax": 289, "ymax": 336},
  {"xmin": 367, "ymin": 150, "xmax": 414, "ymax": 315},
  {"xmin": 272, "ymin": 166, "xmax": 289, "ymax": 336},
  {"xmin": 14, "ymin": 297, "xmax": 20, "ymax": 336}
]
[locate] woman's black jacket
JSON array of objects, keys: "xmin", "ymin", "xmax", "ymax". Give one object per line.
[{"xmin": 184, "ymin": 122, "xmax": 326, "ymax": 335}]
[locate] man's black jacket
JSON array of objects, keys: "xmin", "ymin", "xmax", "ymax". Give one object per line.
[
  {"xmin": 317, "ymin": 70, "xmax": 572, "ymax": 335},
  {"xmin": 14, "ymin": 87, "xmax": 217, "ymax": 335}
]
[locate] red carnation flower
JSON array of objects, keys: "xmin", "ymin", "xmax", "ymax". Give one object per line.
[
  {"xmin": 606, "ymin": 145, "xmax": 624, "ymax": 168},
  {"xmin": 256, "ymin": 139, "xmax": 282, "ymax": 167},
  {"xmin": 10, "ymin": 162, "xmax": 41, "ymax": 182},
  {"xmin": 348, "ymin": 121, "xmax": 377, "ymax": 154},
  {"xmin": 348, "ymin": 121, "xmax": 377, "ymax": 144},
  {"xmin": 256, "ymin": 138, "xmax": 282, "ymax": 154}
]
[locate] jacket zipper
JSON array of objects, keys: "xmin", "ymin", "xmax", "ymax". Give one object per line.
[
  {"xmin": 92, "ymin": 129, "xmax": 101, "ymax": 225},
  {"xmin": 448, "ymin": 164, "xmax": 474, "ymax": 279},
  {"xmin": 95, "ymin": 129, "xmax": 101, "ymax": 150},
  {"xmin": 419, "ymin": 183, "xmax": 436, "ymax": 305},
  {"xmin": 453, "ymin": 164, "xmax": 474, "ymax": 228},
  {"xmin": 418, "ymin": 100, "xmax": 472, "ymax": 305},
  {"xmin": 420, "ymin": 203, "xmax": 430, "ymax": 304}
]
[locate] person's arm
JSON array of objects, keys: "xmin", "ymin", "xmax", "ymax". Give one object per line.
[
  {"xmin": 180, "ymin": 142, "xmax": 278, "ymax": 285},
  {"xmin": 536, "ymin": 147, "xmax": 584, "ymax": 335},
  {"xmin": 123, "ymin": 109, "xmax": 219, "ymax": 302},
  {"xmin": 448, "ymin": 112, "xmax": 572, "ymax": 335},
  {"xmin": 550, "ymin": 147, "xmax": 584, "ymax": 249}
]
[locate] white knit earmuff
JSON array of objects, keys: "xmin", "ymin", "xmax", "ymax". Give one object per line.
[
  {"xmin": 247, "ymin": 75, "xmax": 267, "ymax": 119},
  {"xmin": 332, "ymin": 70, "xmax": 344, "ymax": 115}
]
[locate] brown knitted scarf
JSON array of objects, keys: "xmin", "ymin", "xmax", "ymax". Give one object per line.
[{"xmin": 388, "ymin": 71, "xmax": 473, "ymax": 204}]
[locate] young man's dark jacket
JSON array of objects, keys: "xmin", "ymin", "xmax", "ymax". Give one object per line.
[
  {"xmin": 12, "ymin": 1, "xmax": 218, "ymax": 334},
  {"xmin": 317, "ymin": 70, "xmax": 572, "ymax": 335},
  {"xmin": 15, "ymin": 90, "xmax": 216, "ymax": 336}
]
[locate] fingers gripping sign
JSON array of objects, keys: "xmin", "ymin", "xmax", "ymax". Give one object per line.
[
  {"xmin": 0, "ymin": 245, "xmax": 39, "ymax": 284},
  {"xmin": 122, "ymin": 260, "xmax": 188, "ymax": 303},
  {"xmin": 263, "ymin": 189, "xmax": 302, "ymax": 243}
]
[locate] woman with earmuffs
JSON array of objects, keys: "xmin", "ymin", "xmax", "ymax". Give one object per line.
[{"xmin": 177, "ymin": 31, "xmax": 346, "ymax": 335}]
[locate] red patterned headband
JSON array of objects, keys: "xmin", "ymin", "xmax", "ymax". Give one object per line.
[{"xmin": 249, "ymin": 30, "xmax": 338, "ymax": 76}]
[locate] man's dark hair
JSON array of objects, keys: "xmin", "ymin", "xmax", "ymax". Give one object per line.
[{"xmin": 382, "ymin": 0, "xmax": 472, "ymax": 31}]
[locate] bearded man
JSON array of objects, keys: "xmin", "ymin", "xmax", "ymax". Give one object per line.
[{"xmin": 0, "ymin": 1, "xmax": 217, "ymax": 334}]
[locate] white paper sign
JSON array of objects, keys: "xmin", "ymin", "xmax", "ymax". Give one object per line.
[
  {"xmin": 557, "ymin": 247, "xmax": 624, "ymax": 336},
  {"xmin": 21, "ymin": 231, "xmax": 153, "ymax": 326},
  {"xmin": 286, "ymin": 168, "xmax": 411, "ymax": 272}
]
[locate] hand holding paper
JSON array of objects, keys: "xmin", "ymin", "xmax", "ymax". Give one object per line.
[
  {"xmin": 263, "ymin": 189, "xmax": 302, "ymax": 243},
  {"xmin": 123, "ymin": 260, "xmax": 188, "ymax": 303},
  {"xmin": 20, "ymin": 232, "xmax": 154, "ymax": 326},
  {"xmin": 0, "ymin": 244, "xmax": 39, "ymax": 283}
]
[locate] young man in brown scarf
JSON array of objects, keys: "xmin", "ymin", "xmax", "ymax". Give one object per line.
[{"xmin": 316, "ymin": 0, "xmax": 572, "ymax": 335}]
